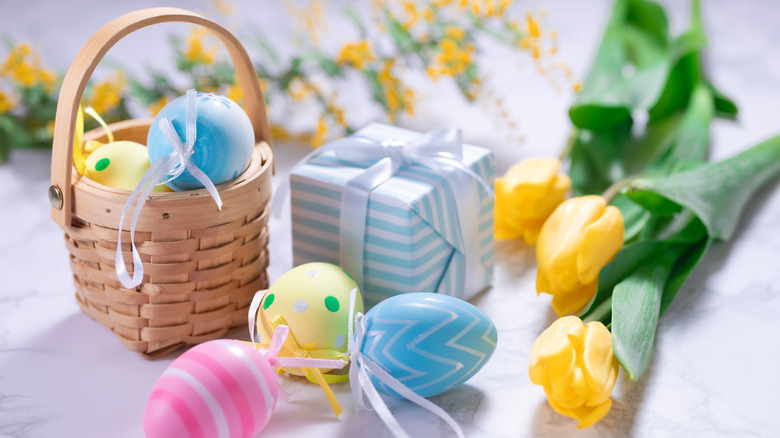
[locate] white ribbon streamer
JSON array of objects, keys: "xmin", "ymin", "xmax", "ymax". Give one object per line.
[
  {"xmin": 279, "ymin": 128, "xmax": 493, "ymax": 294},
  {"xmin": 347, "ymin": 290, "xmax": 465, "ymax": 438},
  {"xmin": 114, "ymin": 89, "xmax": 223, "ymax": 289}
]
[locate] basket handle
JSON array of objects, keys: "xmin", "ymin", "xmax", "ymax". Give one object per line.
[{"xmin": 49, "ymin": 7, "xmax": 273, "ymax": 228}]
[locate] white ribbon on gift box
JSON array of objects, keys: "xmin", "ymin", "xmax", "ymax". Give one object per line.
[
  {"xmin": 114, "ymin": 89, "xmax": 223, "ymax": 289},
  {"xmin": 287, "ymin": 128, "xmax": 493, "ymax": 297}
]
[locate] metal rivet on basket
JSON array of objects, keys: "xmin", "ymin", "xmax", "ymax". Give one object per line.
[
  {"xmin": 48, "ymin": 185, "xmax": 63, "ymax": 210},
  {"xmin": 162, "ymin": 213, "xmax": 170, "ymax": 219}
]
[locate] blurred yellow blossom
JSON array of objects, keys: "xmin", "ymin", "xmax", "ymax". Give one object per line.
[
  {"xmin": 86, "ymin": 72, "xmax": 126, "ymax": 115},
  {"xmin": 529, "ymin": 316, "xmax": 618, "ymax": 428},
  {"xmin": 444, "ymin": 26, "xmax": 466, "ymax": 40},
  {"xmin": 148, "ymin": 95, "xmax": 170, "ymax": 117},
  {"xmin": 184, "ymin": 28, "xmax": 216, "ymax": 64},
  {"xmin": 427, "ymin": 38, "xmax": 474, "ymax": 79},
  {"xmin": 460, "ymin": 0, "xmax": 511, "ymax": 17},
  {"xmin": 336, "ymin": 41, "xmax": 376, "ymax": 70},
  {"xmin": 325, "ymin": 92, "xmax": 347, "ymax": 127},
  {"xmin": 401, "ymin": 1, "xmax": 420, "ymax": 30},
  {"xmin": 288, "ymin": 77, "xmax": 317, "ymax": 101},
  {"xmin": 311, "ymin": 115, "xmax": 328, "ymax": 148},
  {"xmin": 212, "ymin": 0, "xmax": 235, "ymax": 16},
  {"xmin": 526, "ymin": 12, "xmax": 541, "ymax": 37},
  {"xmin": 1, "ymin": 42, "xmax": 58, "ymax": 91},
  {"xmin": 378, "ymin": 59, "xmax": 415, "ymax": 120},
  {"xmin": 0, "ymin": 90, "xmax": 15, "ymax": 113},
  {"xmin": 536, "ymin": 196, "xmax": 624, "ymax": 316},
  {"xmin": 223, "ymin": 83, "xmax": 244, "ymax": 106},
  {"xmin": 286, "ymin": 0, "xmax": 327, "ymax": 46},
  {"xmin": 494, "ymin": 158, "xmax": 571, "ymax": 244},
  {"xmin": 423, "ymin": 7, "xmax": 436, "ymax": 22}
]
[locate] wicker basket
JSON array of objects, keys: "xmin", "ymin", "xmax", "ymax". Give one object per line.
[{"xmin": 48, "ymin": 8, "xmax": 274, "ymax": 358}]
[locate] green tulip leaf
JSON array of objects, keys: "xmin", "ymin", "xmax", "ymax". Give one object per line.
[
  {"xmin": 660, "ymin": 236, "xmax": 710, "ymax": 315},
  {"xmin": 651, "ymin": 208, "xmax": 707, "ymax": 244},
  {"xmin": 628, "ymin": 134, "xmax": 780, "ymax": 240},
  {"xmin": 660, "ymin": 82, "xmax": 714, "ymax": 171},
  {"xmin": 612, "ymin": 245, "xmax": 686, "ymax": 380},
  {"xmin": 624, "ymin": 189, "xmax": 682, "ymax": 215},
  {"xmin": 569, "ymin": 121, "xmax": 632, "ymax": 196},
  {"xmin": 569, "ymin": 0, "xmax": 670, "ymax": 132},
  {"xmin": 647, "ymin": 0, "xmax": 706, "ymax": 121},
  {"xmin": 709, "ymin": 82, "xmax": 739, "ymax": 120},
  {"xmin": 580, "ymin": 240, "xmax": 671, "ymax": 319},
  {"xmin": 612, "ymin": 193, "xmax": 652, "ymax": 242}
]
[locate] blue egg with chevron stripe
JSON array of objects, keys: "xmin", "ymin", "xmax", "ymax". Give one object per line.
[{"xmin": 359, "ymin": 292, "xmax": 498, "ymax": 398}]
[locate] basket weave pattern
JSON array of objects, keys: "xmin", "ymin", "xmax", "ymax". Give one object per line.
[
  {"xmin": 49, "ymin": 8, "xmax": 274, "ymax": 358},
  {"xmin": 66, "ymin": 120, "xmax": 271, "ymax": 358}
]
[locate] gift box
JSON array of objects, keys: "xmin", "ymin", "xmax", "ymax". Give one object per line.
[{"xmin": 290, "ymin": 123, "xmax": 494, "ymax": 306}]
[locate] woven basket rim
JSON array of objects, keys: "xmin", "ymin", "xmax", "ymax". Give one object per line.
[
  {"xmin": 76, "ymin": 118, "xmax": 271, "ymax": 201},
  {"xmin": 70, "ymin": 118, "xmax": 274, "ymax": 232}
]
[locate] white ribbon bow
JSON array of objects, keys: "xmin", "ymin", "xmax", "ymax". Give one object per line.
[
  {"xmin": 115, "ymin": 89, "xmax": 223, "ymax": 289},
  {"xmin": 346, "ymin": 289, "xmax": 465, "ymax": 438}
]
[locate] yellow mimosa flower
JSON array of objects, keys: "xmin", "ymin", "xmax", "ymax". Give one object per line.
[
  {"xmin": 526, "ymin": 12, "xmax": 542, "ymax": 38},
  {"xmin": 444, "ymin": 26, "xmax": 466, "ymax": 40},
  {"xmin": 423, "ymin": 7, "xmax": 436, "ymax": 22},
  {"xmin": 0, "ymin": 90, "xmax": 15, "ymax": 113},
  {"xmin": 401, "ymin": 1, "xmax": 420, "ymax": 30},
  {"xmin": 223, "ymin": 83, "xmax": 243, "ymax": 106},
  {"xmin": 87, "ymin": 72, "xmax": 125, "ymax": 115},
  {"xmin": 148, "ymin": 95, "xmax": 170, "ymax": 116},
  {"xmin": 494, "ymin": 158, "xmax": 570, "ymax": 244},
  {"xmin": 311, "ymin": 115, "xmax": 328, "ymax": 148},
  {"xmin": 536, "ymin": 196, "xmax": 624, "ymax": 316},
  {"xmin": 184, "ymin": 28, "xmax": 216, "ymax": 64},
  {"xmin": 529, "ymin": 316, "xmax": 618, "ymax": 428},
  {"xmin": 336, "ymin": 41, "xmax": 376, "ymax": 70}
]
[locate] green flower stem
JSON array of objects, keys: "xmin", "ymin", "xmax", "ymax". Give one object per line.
[
  {"xmin": 558, "ymin": 128, "xmax": 577, "ymax": 161},
  {"xmin": 602, "ymin": 175, "xmax": 637, "ymax": 203},
  {"xmin": 583, "ymin": 296, "xmax": 612, "ymax": 325}
]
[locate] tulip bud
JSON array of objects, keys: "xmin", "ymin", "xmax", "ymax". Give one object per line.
[
  {"xmin": 494, "ymin": 158, "xmax": 571, "ymax": 244},
  {"xmin": 536, "ymin": 195, "xmax": 624, "ymax": 315},
  {"xmin": 529, "ymin": 316, "xmax": 618, "ymax": 428}
]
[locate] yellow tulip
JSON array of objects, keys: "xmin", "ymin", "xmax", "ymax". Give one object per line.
[
  {"xmin": 536, "ymin": 195, "xmax": 623, "ymax": 315},
  {"xmin": 494, "ymin": 158, "xmax": 571, "ymax": 244},
  {"xmin": 529, "ymin": 316, "xmax": 619, "ymax": 429}
]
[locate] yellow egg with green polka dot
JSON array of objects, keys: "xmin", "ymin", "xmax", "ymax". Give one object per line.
[
  {"xmin": 84, "ymin": 141, "xmax": 172, "ymax": 192},
  {"xmin": 256, "ymin": 263, "xmax": 363, "ymax": 366}
]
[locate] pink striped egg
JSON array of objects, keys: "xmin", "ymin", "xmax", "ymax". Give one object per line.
[{"xmin": 143, "ymin": 340, "xmax": 279, "ymax": 438}]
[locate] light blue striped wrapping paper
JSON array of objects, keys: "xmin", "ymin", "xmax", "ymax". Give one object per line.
[{"xmin": 290, "ymin": 123, "xmax": 495, "ymax": 307}]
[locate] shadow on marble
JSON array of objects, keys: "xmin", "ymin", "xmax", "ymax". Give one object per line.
[
  {"xmin": 529, "ymin": 348, "xmax": 654, "ymax": 438},
  {"xmin": 494, "ymin": 239, "xmax": 537, "ymax": 278}
]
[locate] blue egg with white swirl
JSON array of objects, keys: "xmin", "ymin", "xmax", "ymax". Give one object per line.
[
  {"xmin": 360, "ymin": 293, "xmax": 497, "ymax": 398},
  {"xmin": 146, "ymin": 92, "xmax": 254, "ymax": 191}
]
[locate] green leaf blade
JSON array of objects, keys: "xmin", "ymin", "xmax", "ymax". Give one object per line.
[
  {"xmin": 611, "ymin": 246, "xmax": 683, "ymax": 380},
  {"xmin": 628, "ymin": 134, "xmax": 780, "ymax": 240}
]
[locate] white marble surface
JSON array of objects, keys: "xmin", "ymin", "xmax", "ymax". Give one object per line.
[{"xmin": 2, "ymin": 1, "xmax": 780, "ymax": 437}]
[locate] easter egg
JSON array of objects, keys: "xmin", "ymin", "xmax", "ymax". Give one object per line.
[
  {"xmin": 146, "ymin": 92, "xmax": 254, "ymax": 191},
  {"xmin": 360, "ymin": 293, "xmax": 497, "ymax": 398},
  {"xmin": 256, "ymin": 263, "xmax": 363, "ymax": 365},
  {"xmin": 143, "ymin": 339, "xmax": 278, "ymax": 438},
  {"xmin": 84, "ymin": 141, "xmax": 172, "ymax": 192}
]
